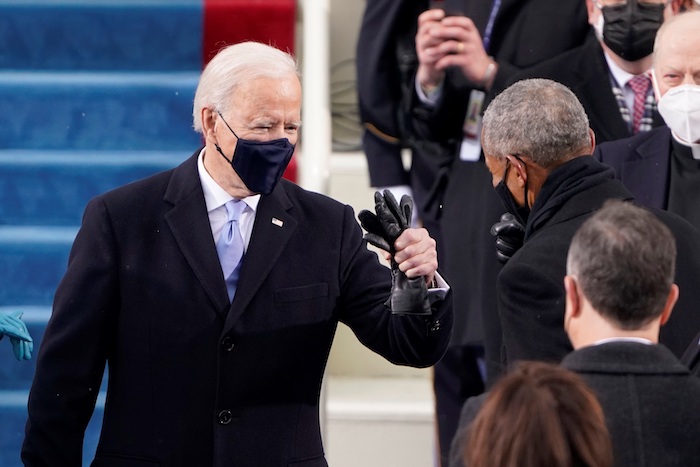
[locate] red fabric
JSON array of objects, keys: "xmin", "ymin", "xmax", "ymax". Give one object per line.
[
  {"xmin": 202, "ymin": 0, "xmax": 297, "ymax": 181},
  {"xmin": 202, "ymin": 0, "xmax": 296, "ymax": 63},
  {"xmin": 628, "ymin": 74, "xmax": 651, "ymax": 134}
]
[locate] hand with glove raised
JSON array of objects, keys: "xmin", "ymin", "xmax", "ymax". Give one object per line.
[
  {"xmin": 0, "ymin": 310, "xmax": 34, "ymax": 361},
  {"xmin": 358, "ymin": 190, "xmax": 435, "ymax": 316},
  {"xmin": 490, "ymin": 213, "xmax": 525, "ymax": 265}
]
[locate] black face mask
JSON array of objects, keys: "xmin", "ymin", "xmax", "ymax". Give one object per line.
[
  {"xmin": 494, "ymin": 160, "xmax": 530, "ymax": 226},
  {"xmin": 600, "ymin": 1, "xmax": 665, "ymax": 62},
  {"xmin": 215, "ymin": 112, "xmax": 295, "ymax": 196}
]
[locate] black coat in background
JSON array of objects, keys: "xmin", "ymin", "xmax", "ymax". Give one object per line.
[
  {"xmin": 449, "ymin": 342, "xmax": 700, "ymax": 467},
  {"xmin": 594, "ymin": 126, "xmax": 672, "ymax": 210},
  {"xmin": 356, "ymin": 0, "xmax": 452, "ymax": 236},
  {"xmin": 498, "ymin": 156, "xmax": 700, "ymax": 368},
  {"xmin": 408, "ymin": 0, "xmax": 591, "ymax": 380}
]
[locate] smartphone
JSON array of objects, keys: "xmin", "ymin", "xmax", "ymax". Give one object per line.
[{"xmin": 429, "ymin": 0, "xmax": 463, "ymax": 17}]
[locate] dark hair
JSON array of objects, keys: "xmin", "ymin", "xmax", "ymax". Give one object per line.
[
  {"xmin": 567, "ymin": 200, "xmax": 676, "ymax": 329},
  {"xmin": 464, "ymin": 361, "xmax": 612, "ymax": 467}
]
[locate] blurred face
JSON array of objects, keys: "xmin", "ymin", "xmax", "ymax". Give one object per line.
[
  {"xmin": 587, "ymin": 0, "xmax": 677, "ymax": 66},
  {"xmin": 653, "ymin": 23, "xmax": 700, "ymax": 97},
  {"xmin": 588, "ymin": 0, "xmax": 676, "ymax": 27},
  {"xmin": 652, "ymin": 15, "xmax": 700, "ymax": 144}
]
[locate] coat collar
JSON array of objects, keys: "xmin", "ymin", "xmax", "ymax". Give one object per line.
[
  {"xmin": 162, "ymin": 151, "xmax": 299, "ymax": 326},
  {"xmin": 621, "ymin": 127, "xmax": 672, "ymax": 209},
  {"xmin": 562, "ymin": 341, "xmax": 689, "ymax": 376}
]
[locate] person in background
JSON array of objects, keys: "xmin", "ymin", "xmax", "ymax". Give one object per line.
[
  {"xmin": 483, "ymin": 78, "xmax": 700, "ymax": 371},
  {"xmin": 453, "ymin": 199, "xmax": 700, "ymax": 466},
  {"xmin": 463, "ymin": 361, "xmax": 612, "ymax": 467},
  {"xmin": 408, "ymin": 3, "xmax": 591, "ymax": 463},
  {"xmin": 594, "ymin": 11, "xmax": 700, "ymax": 227},
  {"xmin": 22, "ymin": 42, "xmax": 452, "ymax": 467},
  {"xmin": 508, "ymin": 0, "xmax": 685, "ymax": 145},
  {"xmin": 0, "ymin": 309, "xmax": 32, "ymax": 361},
  {"xmin": 356, "ymin": 0, "xmax": 447, "ymax": 245}
]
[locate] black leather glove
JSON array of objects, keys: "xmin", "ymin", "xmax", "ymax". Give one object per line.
[
  {"xmin": 490, "ymin": 213, "xmax": 525, "ymax": 265},
  {"xmin": 358, "ymin": 190, "xmax": 431, "ymax": 316}
]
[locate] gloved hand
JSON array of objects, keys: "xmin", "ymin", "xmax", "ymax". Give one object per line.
[
  {"xmin": 0, "ymin": 310, "xmax": 34, "ymax": 361},
  {"xmin": 358, "ymin": 190, "xmax": 431, "ymax": 315},
  {"xmin": 490, "ymin": 213, "xmax": 525, "ymax": 265}
]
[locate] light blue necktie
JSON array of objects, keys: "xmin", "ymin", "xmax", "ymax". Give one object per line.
[{"xmin": 216, "ymin": 199, "xmax": 245, "ymax": 301}]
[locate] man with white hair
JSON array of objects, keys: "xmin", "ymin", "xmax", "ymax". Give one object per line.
[
  {"xmin": 22, "ymin": 42, "xmax": 452, "ymax": 466},
  {"xmin": 595, "ymin": 11, "xmax": 700, "ymax": 229}
]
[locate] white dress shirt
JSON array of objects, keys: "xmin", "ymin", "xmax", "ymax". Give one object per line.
[{"xmin": 197, "ymin": 149, "xmax": 260, "ymax": 251}]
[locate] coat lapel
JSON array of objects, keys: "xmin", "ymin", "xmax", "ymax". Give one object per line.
[
  {"xmin": 621, "ymin": 128, "xmax": 672, "ymax": 209},
  {"xmin": 224, "ymin": 182, "xmax": 298, "ymax": 331},
  {"xmin": 575, "ymin": 39, "xmax": 631, "ymax": 143},
  {"xmin": 164, "ymin": 152, "xmax": 230, "ymax": 318}
]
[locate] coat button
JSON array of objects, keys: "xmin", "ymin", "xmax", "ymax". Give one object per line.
[
  {"xmin": 218, "ymin": 409, "xmax": 232, "ymax": 425},
  {"xmin": 221, "ymin": 336, "xmax": 235, "ymax": 351},
  {"xmin": 430, "ymin": 319, "xmax": 441, "ymax": 333}
]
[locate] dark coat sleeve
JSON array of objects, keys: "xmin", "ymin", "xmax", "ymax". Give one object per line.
[
  {"xmin": 356, "ymin": 0, "xmax": 429, "ymax": 188},
  {"xmin": 23, "ymin": 197, "xmax": 119, "ymax": 465}
]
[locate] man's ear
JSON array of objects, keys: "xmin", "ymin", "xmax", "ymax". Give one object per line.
[
  {"xmin": 506, "ymin": 155, "xmax": 528, "ymax": 189},
  {"xmin": 660, "ymin": 284, "xmax": 679, "ymax": 326},
  {"xmin": 585, "ymin": 0, "xmax": 598, "ymax": 26},
  {"xmin": 588, "ymin": 128, "xmax": 596, "ymax": 155},
  {"xmin": 564, "ymin": 275, "xmax": 581, "ymax": 334},
  {"xmin": 669, "ymin": 0, "xmax": 682, "ymax": 15},
  {"xmin": 564, "ymin": 275, "xmax": 582, "ymax": 316},
  {"xmin": 201, "ymin": 107, "xmax": 217, "ymax": 140}
]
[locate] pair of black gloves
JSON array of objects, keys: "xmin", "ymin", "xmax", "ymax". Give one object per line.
[{"xmin": 358, "ymin": 191, "xmax": 432, "ymax": 316}]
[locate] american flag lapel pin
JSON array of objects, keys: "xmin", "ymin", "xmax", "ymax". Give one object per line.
[{"xmin": 271, "ymin": 217, "xmax": 284, "ymax": 227}]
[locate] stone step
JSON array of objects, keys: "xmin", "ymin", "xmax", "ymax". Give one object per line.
[
  {"xmin": 0, "ymin": 227, "xmax": 76, "ymax": 305},
  {"xmin": 0, "ymin": 150, "xmax": 189, "ymax": 225},
  {"xmin": 0, "ymin": 71, "xmax": 201, "ymax": 150},
  {"xmin": 0, "ymin": 0, "xmax": 202, "ymax": 71}
]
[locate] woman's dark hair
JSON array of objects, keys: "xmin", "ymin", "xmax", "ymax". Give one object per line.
[{"xmin": 464, "ymin": 361, "xmax": 612, "ymax": 467}]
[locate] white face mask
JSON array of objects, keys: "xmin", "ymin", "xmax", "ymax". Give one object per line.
[{"xmin": 657, "ymin": 84, "xmax": 700, "ymax": 147}]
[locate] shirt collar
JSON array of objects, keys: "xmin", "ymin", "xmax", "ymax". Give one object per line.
[
  {"xmin": 603, "ymin": 50, "xmax": 649, "ymax": 88},
  {"xmin": 593, "ymin": 336, "xmax": 654, "ymax": 346},
  {"xmin": 197, "ymin": 148, "xmax": 261, "ymax": 213}
]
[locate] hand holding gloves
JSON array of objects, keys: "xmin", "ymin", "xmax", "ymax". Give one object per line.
[
  {"xmin": 0, "ymin": 310, "xmax": 33, "ymax": 361},
  {"xmin": 358, "ymin": 190, "xmax": 431, "ymax": 315}
]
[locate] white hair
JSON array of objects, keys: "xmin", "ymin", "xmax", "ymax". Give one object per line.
[{"xmin": 192, "ymin": 42, "xmax": 300, "ymax": 133}]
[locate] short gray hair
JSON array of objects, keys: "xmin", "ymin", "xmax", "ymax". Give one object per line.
[
  {"xmin": 567, "ymin": 200, "xmax": 676, "ymax": 329},
  {"xmin": 481, "ymin": 79, "xmax": 591, "ymax": 168},
  {"xmin": 192, "ymin": 42, "xmax": 300, "ymax": 133}
]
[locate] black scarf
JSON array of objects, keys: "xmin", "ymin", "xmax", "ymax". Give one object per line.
[{"xmin": 524, "ymin": 156, "xmax": 616, "ymax": 240}]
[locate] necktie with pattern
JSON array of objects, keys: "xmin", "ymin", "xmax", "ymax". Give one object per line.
[
  {"xmin": 628, "ymin": 74, "xmax": 651, "ymax": 134},
  {"xmin": 216, "ymin": 199, "xmax": 245, "ymax": 301}
]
